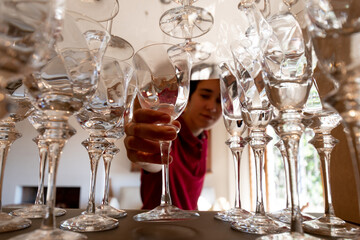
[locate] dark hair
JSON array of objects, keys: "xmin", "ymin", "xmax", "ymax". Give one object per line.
[{"xmin": 189, "ymin": 80, "xmax": 201, "ymax": 100}]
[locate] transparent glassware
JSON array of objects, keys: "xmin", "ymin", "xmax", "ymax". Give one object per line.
[
  {"xmin": 302, "ymin": 105, "xmax": 360, "ymax": 238},
  {"xmin": 228, "ymin": 44, "xmax": 288, "ymax": 234},
  {"xmin": 0, "ymin": 0, "xmax": 66, "ymax": 233},
  {"xmin": 267, "ymin": 139, "xmax": 315, "ymax": 224},
  {"xmin": 256, "ymin": 1, "xmax": 320, "ymax": 239},
  {"xmin": 10, "ymin": 111, "xmax": 66, "ymax": 219},
  {"xmin": 214, "ymin": 62, "xmax": 251, "ymax": 222},
  {"xmin": 96, "ymin": 79, "xmax": 137, "ymax": 218},
  {"xmin": 60, "ymin": 58, "xmax": 133, "ymax": 232},
  {"xmin": 306, "ymin": 0, "xmax": 360, "ymax": 221},
  {"xmin": 159, "ymin": 5, "xmax": 214, "ymax": 39},
  {"xmin": 9, "ymin": 11, "xmax": 110, "ymax": 240},
  {"xmin": 132, "ymin": 43, "xmax": 197, "ymax": 221}
]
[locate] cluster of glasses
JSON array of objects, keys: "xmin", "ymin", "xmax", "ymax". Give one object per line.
[
  {"xmin": 216, "ymin": 0, "xmax": 360, "ymax": 239},
  {"xmin": 159, "ymin": 0, "xmax": 215, "ymax": 63},
  {"xmin": 0, "ymin": 0, "xmax": 138, "ymax": 239}
]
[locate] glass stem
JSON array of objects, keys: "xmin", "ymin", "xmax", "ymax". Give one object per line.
[
  {"xmin": 101, "ymin": 152, "xmax": 113, "ymax": 206},
  {"xmin": 34, "ymin": 138, "xmax": 47, "ymax": 205},
  {"xmin": 41, "ymin": 140, "xmax": 64, "ymax": 230},
  {"xmin": 0, "ymin": 141, "xmax": 11, "ymax": 213},
  {"xmin": 283, "ymin": 135, "xmax": 303, "ymax": 233},
  {"xmin": 275, "ymin": 140, "xmax": 291, "ymax": 209},
  {"xmin": 85, "ymin": 142, "xmax": 103, "ymax": 214},
  {"xmin": 310, "ymin": 134, "xmax": 338, "ymax": 217},
  {"xmin": 228, "ymin": 138, "xmax": 246, "ymax": 209},
  {"xmin": 160, "ymin": 140, "xmax": 172, "ymax": 206}
]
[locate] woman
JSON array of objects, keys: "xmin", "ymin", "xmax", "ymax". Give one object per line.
[{"xmin": 124, "ymin": 64, "xmax": 222, "ymax": 210}]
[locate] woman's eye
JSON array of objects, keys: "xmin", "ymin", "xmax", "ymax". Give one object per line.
[{"xmin": 200, "ymin": 94, "xmax": 210, "ymax": 99}]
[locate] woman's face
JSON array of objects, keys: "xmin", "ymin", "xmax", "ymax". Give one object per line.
[{"xmin": 183, "ymin": 79, "xmax": 222, "ymax": 135}]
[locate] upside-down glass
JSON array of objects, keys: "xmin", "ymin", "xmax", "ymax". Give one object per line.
[
  {"xmin": 61, "ymin": 58, "xmax": 132, "ymax": 232},
  {"xmin": 214, "ymin": 62, "xmax": 251, "ymax": 222},
  {"xmin": 306, "ymin": 0, "xmax": 360, "ymax": 228},
  {"xmin": 9, "ymin": 10, "xmax": 110, "ymax": 240},
  {"xmin": 132, "ymin": 43, "xmax": 196, "ymax": 221}
]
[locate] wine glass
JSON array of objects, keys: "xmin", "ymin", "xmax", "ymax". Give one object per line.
[
  {"xmin": 306, "ymin": 0, "xmax": 360, "ymax": 222},
  {"xmin": 10, "ymin": 110, "xmax": 66, "ymax": 218},
  {"xmin": 214, "ymin": 62, "xmax": 252, "ymax": 222},
  {"xmin": 9, "ymin": 10, "xmax": 110, "ymax": 240},
  {"xmin": 0, "ymin": 0, "xmax": 66, "ymax": 233},
  {"xmin": 132, "ymin": 43, "xmax": 197, "ymax": 221},
  {"xmin": 229, "ymin": 42, "xmax": 288, "ymax": 235},
  {"xmin": 255, "ymin": 1, "xmax": 319, "ymax": 238},
  {"xmin": 301, "ymin": 83, "xmax": 360, "ymax": 238},
  {"xmin": 96, "ymin": 75, "xmax": 137, "ymax": 218},
  {"xmin": 60, "ymin": 57, "xmax": 133, "ymax": 232}
]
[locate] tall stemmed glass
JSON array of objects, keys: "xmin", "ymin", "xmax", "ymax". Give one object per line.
[
  {"xmin": 96, "ymin": 76, "xmax": 137, "ymax": 218},
  {"xmin": 302, "ymin": 86, "xmax": 360, "ymax": 238},
  {"xmin": 306, "ymin": 0, "xmax": 360, "ymax": 219},
  {"xmin": 10, "ymin": 110, "xmax": 66, "ymax": 218},
  {"xmin": 229, "ymin": 43, "xmax": 288, "ymax": 235},
  {"xmin": 60, "ymin": 57, "xmax": 132, "ymax": 232},
  {"xmin": 9, "ymin": 11, "xmax": 110, "ymax": 240},
  {"xmin": 214, "ymin": 62, "xmax": 251, "ymax": 222},
  {"xmin": 256, "ymin": 1, "xmax": 319, "ymax": 239},
  {"xmin": 132, "ymin": 43, "xmax": 197, "ymax": 221},
  {"xmin": 0, "ymin": 0, "xmax": 66, "ymax": 233}
]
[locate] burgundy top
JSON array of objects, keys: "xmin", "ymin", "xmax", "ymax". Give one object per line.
[{"xmin": 140, "ymin": 116, "xmax": 208, "ymax": 210}]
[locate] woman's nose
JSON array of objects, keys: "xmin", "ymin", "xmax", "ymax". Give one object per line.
[{"xmin": 206, "ymin": 100, "xmax": 217, "ymax": 112}]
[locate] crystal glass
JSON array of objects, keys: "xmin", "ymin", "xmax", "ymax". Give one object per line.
[
  {"xmin": 96, "ymin": 76, "xmax": 137, "ymax": 218},
  {"xmin": 214, "ymin": 62, "xmax": 251, "ymax": 222},
  {"xmin": 9, "ymin": 11, "xmax": 110, "ymax": 240},
  {"xmin": 306, "ymin": 0, "xmax": 360, "ymax": 222},
  {"xmin": 228, "ymin": 45, "xmax": 287, "ymax": 234},
  {"xmin": 301, "ymin": 86, "xmax": 360, "ymax": 238},
  {"xmin": 10, "ymin": 111, "xmax": 66, "ymax": 219},
  {"xmin": 255, "ymin": 1, "xmax": 319, "ymax": 238},
  {"xmin": 61, "ymin": 57, "xmax": 132, "ymax": 232},
  {"xmin": 132, "ymin": 43, "xmax": 197, "ymax": 221},
  {"xmin": 0, "ymin": 0, "xmax": 65, "ymax": 233}
]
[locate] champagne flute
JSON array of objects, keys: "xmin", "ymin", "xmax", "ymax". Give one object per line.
[
  {"xmin": 132, "ymin": 43, "xmax": 197, "ymax": 221},
  {"xmin": 214, "ymin": 62, "xmax": 251, "ymax": 222}
]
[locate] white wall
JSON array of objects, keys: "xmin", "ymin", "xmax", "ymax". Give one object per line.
[{"xmin": 3, "ymin": 0, "xmax": 253, "ymax": 210}]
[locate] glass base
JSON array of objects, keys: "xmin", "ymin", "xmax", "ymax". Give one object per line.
[
  {"xmin": 60, "ymin": 213, "xmax": 118, "ymax": 232},
  {"xmin": 214, "ymin": 208, "xmax": 252, "ymax": 222},
  {"xmin": 231, "ymin": 214, "xmax": 289, "ymax": 235},
  {"xmin": 0, "ymin": 212, "xmax": 31, "ymax": 233},
  {"xmin": 268, "ymin": 209, "xmax": 315, "ymax": 224},
  {"xmin": 133, "ymin": 204, "xmax": 200, "ymax": 222},
  {"xmin": 256, "ymin": 232, "xmax": 321, "ymax": 239},
  {"xmin": 96, "ymin": 204, "xmax": 127, "ymax": 219},
  {"xmin": 303, "ymin": 215, "xmax": 360, "ymax": 238},
  {"xmin": 11, "ymin": 205, "xmax": 66, "ymax": 218},
  {"xmin": 8, "ymin": 228, "xmax": 87, "ymax": 240}
]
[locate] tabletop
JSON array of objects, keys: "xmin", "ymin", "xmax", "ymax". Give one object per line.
[{"xmin": 0, "ymin": 209, "xmax": 350, "ymax": 240}]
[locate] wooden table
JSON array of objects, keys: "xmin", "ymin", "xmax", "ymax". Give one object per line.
[{"xmin": 0, "ymin": 209, "xmax": 348, "ymax": 240}]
